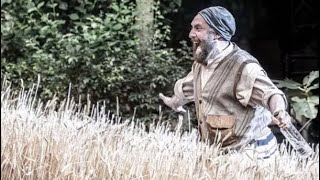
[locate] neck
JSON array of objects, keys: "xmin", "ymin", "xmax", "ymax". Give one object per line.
[
  {"xmin": 216, "ymin": 40, "xmax": 230, "ymax": 52},
  {"xmin": 205, "ymin": 40, "xmax": 230, "ymax": 60}
]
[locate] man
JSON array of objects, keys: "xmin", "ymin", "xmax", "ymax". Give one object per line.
[{"xmin": 159, "ymin": 6, "xmax": 290, "ymax": 159}]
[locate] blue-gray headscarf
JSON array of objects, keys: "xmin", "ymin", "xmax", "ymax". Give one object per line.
[{"xmin": 199, "ymin": 6, "xmax": 236, "ymax": 41}]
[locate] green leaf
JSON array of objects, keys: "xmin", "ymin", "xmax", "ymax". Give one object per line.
[
  {"xmin": 291, "ymin": 96, "xmax": 305, "ymax": 103},
  {"xmin": 69, "ymin": 13, "xmax": 79, "ymax": 20},
  {"xmin": 27, "ymin": 7, "xmax": 38, "ymax": 13},
  {"xmin": 111, "ymin": 5, "xmax": 120, "ymax": 12},
  {"xmin": 39, "ymin": 26, "xmax": 50, "ymax": 35},
  {"xmin": 59, "ymin": 2, "xmax": 68, "ymax": 10},
  {"xmin": 291, "ymin": 96, "xmax": 319, "ymax": 120},
  {"xmin": 37, "ymin": 2, "xmax": 45, "ymax": 9},
  {"xmin": 308, "ymin": 96, "xmax": 319, "ymax": 105},
  {"xmin": 303, "ymin": 71, "xmax": 319, "ymax": 87},
  {"xmin": 113, "ymin": 24, "xmax": 122, "ymax": 30},
  {"xmin": 121, "ymin": 9, "xmax": 131, "ymax": 14},
  {"xmin": 307, "ymin": 83, "xmax": 319, "ymax": 91},
  {"xmin": 273, "ymin": 78, "xmax": 302, "ymax": 89},
  {"xmin": 46, "ymin": 2, "xmax": 58, "ymax": 8},
  {"xmin": 91, "ymin": 22, "xmax": 98, "ymax": 28},
  {"xmin": 1, "ymin": 0, "xmax": 12, "ymax": 6},
  {"xmin": 108, "ymin": 41, "xmax": 117, "ymax": 46}
]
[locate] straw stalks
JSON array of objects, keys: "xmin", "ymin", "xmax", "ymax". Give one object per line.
[{"xmin": 1, "ymin": 79, "xmax": 319, "ymax": 180}]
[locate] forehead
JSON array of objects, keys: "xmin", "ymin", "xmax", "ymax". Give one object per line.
[{"xmin": 191, "ymin": 14, "xmax": 209, "ymax": 27}]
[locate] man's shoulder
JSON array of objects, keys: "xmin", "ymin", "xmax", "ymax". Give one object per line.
[{"xmin": 230, "ymin": 45, "xmax": 259, "ymax": 65}]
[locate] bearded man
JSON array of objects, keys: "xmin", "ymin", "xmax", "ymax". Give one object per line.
[{"xmin": 159, "ymin": 6, "xmax": 291, "ymax": 159}]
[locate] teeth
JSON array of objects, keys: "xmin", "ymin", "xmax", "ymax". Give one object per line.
[{"xmin": 191, "ymin": 39, "xmax": 200, "ymax": 45}]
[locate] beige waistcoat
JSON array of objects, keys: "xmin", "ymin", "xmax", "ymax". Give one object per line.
[{"xmin": 192, "ymin": 45, "xmax": 260, "ymax": 146}]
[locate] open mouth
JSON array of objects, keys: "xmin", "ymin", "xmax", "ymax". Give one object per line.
[
  {"xmin": 193, "ymin": 41, "xmax": 200, "ymax": 46},
  {"xmin": 191, "ymin": 39, "xmax": 200, "ymax": 46}
]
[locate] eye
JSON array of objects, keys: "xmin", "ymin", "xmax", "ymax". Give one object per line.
[{"xmin": 195, "ymin": 26, "xmax": 202, "ymax": 31}]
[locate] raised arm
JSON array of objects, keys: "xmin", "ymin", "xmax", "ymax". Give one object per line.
[
  {"xmin": 236, "ymin": 63, "xmax": 289, "ymax": 127},
  {"xmin": 159, "ymin": 65, "xmax": 195, "ymax": 112}
]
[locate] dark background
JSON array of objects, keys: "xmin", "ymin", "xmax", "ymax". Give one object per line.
[{"xmin": 169, "ymin": 0, "xmax": 319, "ymax": 80}]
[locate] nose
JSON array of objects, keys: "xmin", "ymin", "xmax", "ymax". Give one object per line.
[{"xmin": 189, "ymin": 29, "xmax": 196, "ymax": 39}]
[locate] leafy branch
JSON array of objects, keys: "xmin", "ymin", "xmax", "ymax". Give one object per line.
[{"xmin": 273, "ymin": 71, "xmax": 319, "ymax": 132}]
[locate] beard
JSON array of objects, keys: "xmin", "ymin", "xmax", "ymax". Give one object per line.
[{"xmin": 192, "ymin": 35, "xmax": 219, "ymax": 66}]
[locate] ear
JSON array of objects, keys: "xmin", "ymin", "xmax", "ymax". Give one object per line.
[
  {"xmin": 209, "ymin": 31, "xmax": 221, "ymax": 40},
  {"xmin": 214, "ymin": 34, "xmax": 222, "ymax": 40}
]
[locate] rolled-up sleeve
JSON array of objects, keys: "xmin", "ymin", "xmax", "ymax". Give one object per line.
[
  {"xmin": 236, "ymin": 63, "xmax": 288, "ymax": 110},
  {"xmin": 174, "ymin": 70, "xmax": 194, "ymax": 104},
  {"xmin": 235, "ymin": 63, "xmax": 258, "ymax": 106}
]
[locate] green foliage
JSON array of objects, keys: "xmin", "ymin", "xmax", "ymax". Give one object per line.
[
  {"xmin": 1, "ymin": 0, "xmax": 192, "ymax": 122},
  {"xmin": 273, "ymin": 71, "xmax": 319, "ymax": 123},
  {"xmin": 159, "ymin": 0, "xmax": 182, "ymax": 14}
]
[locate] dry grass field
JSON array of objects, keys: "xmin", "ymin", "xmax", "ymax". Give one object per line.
[{"xmin": 1, "ymin": 80, "xmax": 319, "ymax": 180}]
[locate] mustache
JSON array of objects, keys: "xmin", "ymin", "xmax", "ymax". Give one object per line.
[{"xmin": 191, "ymin": 39, "xmax": 200, "ymax": 45}]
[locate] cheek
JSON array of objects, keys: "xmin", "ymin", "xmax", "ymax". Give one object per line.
[{"xmin": 197, "ymin": 33, "xmax": 208, "ymax": 42}]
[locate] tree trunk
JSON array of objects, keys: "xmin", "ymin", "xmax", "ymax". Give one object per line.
[{"xmin": 136, "ymin": 0, "xmax": 154, "ymax": 57}]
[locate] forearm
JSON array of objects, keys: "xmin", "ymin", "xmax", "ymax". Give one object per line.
[
  {"xmin": 268, "ymin": 94, "xmax": 287, "ymax": 115},
  {"xmin": 267, "ymin": 94, "xmax": 291, "ymax": 128},
  {"xmin": 160, "ymin": 69, "xmax": 194, "ymax": 112},
  {"xmin": 173, "ymin": 70, "xmax": 194, "ymax": 103}
]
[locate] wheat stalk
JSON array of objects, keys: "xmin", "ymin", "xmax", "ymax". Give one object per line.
[{"xmin": 1, "ymin": 80, "xmax": 319, "ymax": 180}]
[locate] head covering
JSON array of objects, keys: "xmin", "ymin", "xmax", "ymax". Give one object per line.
[{"xmin": 198, "ymin": 6, "xmax": 236, "ymax": 41}]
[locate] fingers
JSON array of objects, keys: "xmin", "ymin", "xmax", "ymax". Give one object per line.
[
  {"xmin": 272, "ymin": 116, "xmax": 288, "ymax": 129},
  {"xmin": 159, "ymin": 93, "xmax": 173, "ymax": 109},
  {"xmin": 176, "ymin": 106, "xmax": 186, "ymax": 113},
  {"xmin": 159, "ymin": 93, "xmax": 168, "ymax": 101},
  {"xmin": 278, "ymin": 123, "xmax": 287, "ymax": 128},
  {"xmin": 159, "ymin": 93, "xmax": 171, "ymax": 106},
  {"xmin": 271, "ymin": 116, "xmax": 280, "ymax": 125},
  {"xmin": 159, "ymin": 93, "xmax": 186, "ymax": 113}
]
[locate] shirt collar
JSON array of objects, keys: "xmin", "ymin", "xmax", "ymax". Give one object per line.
[{"xmin": 206, "ymin": 42, "xmax": 234, "ymax": 66}]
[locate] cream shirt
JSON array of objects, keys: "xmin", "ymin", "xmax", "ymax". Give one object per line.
[{"xmin": 197, "ymin": 43, "xmax": 286, "ymax": 110}]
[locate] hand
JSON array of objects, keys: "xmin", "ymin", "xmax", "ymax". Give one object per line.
[
  {"xmin": 159, "ymin": 93, "xmax": 186, "ymax": 113},
  {"xmin": 271, "ymin": 109, "xmax": 290, "ymax": 128}
]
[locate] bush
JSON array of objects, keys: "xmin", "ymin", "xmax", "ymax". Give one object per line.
[
  {"xmin": 1, "ymin": 0, "xmax": 192, "ymax": 123},
  {"xmin": 273, "ymin": 71, "xmax": 319, "ymax": 142}
]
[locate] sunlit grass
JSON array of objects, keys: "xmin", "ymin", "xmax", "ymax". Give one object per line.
[{"xmin": 1, "ymin": 79, "xmax": 319, "ymax": 180}]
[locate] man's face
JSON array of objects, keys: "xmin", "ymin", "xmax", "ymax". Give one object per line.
[{"xmin": 189, "ymin": 14, "xmax": 218, "ymax": 65}]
